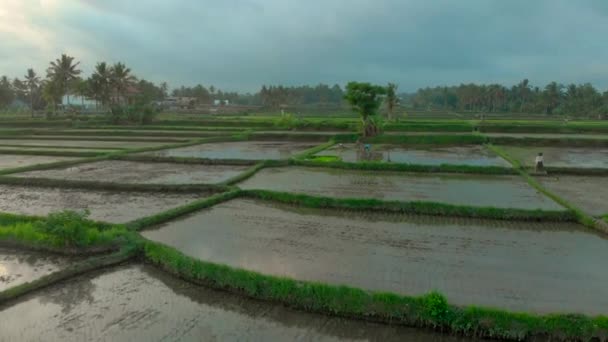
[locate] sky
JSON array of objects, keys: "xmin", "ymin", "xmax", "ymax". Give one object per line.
[{"xmin": 1, "ymin": 0, "xmax": 608, "ymax": 92}]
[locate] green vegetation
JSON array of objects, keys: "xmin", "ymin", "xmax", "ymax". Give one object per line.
[
  {"xmin": 304, "ymin": 155, "xmax": 342, "ymax": 162},
  {"xmin": 344, "ymin": 82, "xmax": 387, "ymax": 137},
  {"xmin": 143, "ymin": 240, "xmax": 608, "ymax": 341},
  {"xmin": 127, "ymin": 190, "xmax": 240, "ymax": 230},
  {"xmin": 291, "ymin": 159, "xmax": 515, "ymax": 175},
  {"xmin": 489, "ymin": 136, "xmax": 608, "ymax": 147},
  {"xmin": 241, "ymin": 189, "xmax": 575, "ymax": 222},
  {"xmin": 0, "ymin": 210, "xmax": 129, "ymax": 251},
  {"xmin": 291, "ymin": 140, "xmax": 335, "ymax": 160}
]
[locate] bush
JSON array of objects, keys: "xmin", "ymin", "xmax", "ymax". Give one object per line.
[
  {"xmin": 421, "ymin": 291, "xmax": 451, "ymax": 323},
  {"xmin": 35, "ymin": 210, "xmax": 92, "ymax": 247}
]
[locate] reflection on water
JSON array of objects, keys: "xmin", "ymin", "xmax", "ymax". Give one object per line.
[{"xmin": 0, "ymin": 264, "xmax": 484, "ymax": 341}]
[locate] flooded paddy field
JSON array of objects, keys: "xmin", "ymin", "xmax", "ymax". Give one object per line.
[
  {"xmin": 0, "ymin": 185, "xmax": 202, "ymax": 223},
  {"xmin": 0, "ymin": 146, "xmax": 116, "ymax": 153},
  {"xmin": 500, "ymin": 146, "xmax": 608, "ymax": 168},
  {"xmin": 538, "ymin": 175, "xmax": 608, "ymax": 216},
  {"xmin": 0, "ymin": 139, "xmax": 163, "ymax": 149},
  {"xmin": 315, "ymin": 144, "xmax": 509, "ymax": 166},
  {"xmin": 0, "ymin": 248, "xmax": 76, "ymax": 292},
  {"xmin": 239, "ymin": 166, "xmax": 563, "ymax": 210},
  {"xmin": 15, "ymin": 160, "xmax": 250, "ymax": 185},
  {"xmin": 18, "ymin": 135, "xmax": 190, "ymax": 143},
  {"xmin": 0, "ymin": 155, "xmax": 78, "ymax": 170},
  {"xmin": 143, "ymin": 140, "xmax": 319, "ymax": 160},
  {"xmin": 0, "ymin": 264, "xmax": 474, "ymax": 342},
  {"xmin": 143, "ymin": 199, "xmax": 608, "ymax": 314}
]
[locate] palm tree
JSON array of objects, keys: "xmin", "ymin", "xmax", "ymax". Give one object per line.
[
  {"xmin": 24, "ymin": 69, "xmax": 40, "ymax": 117},
  {"xmin": 46, "ymin": 54, "xmax": 81, "ymax": 106},
  {"xmin": 90, "ymin": 62, "xmax": 112, "ymax": 108},
  {"xmin": 160, "ymin": 82, "xmax": 168, "ymax": 99},
  {"xmin": 385, "ymin": 83, "xmax": 398, "ymax": 120},
  {"xmin": 110, "ymin": 62, "xmax": 136, "ymax": 105}
]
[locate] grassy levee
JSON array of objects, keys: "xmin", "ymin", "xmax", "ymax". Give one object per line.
[
  {"xmin": 385, "ymin": 122, "xmax": 474, "ymax": 132},
  {"xmin": 0, "ymin": 120, "xmax": 73, "ymax": 128},
  {"xmin": 116, "ymin": 133, "xmax": 250, "ymax": 156},
  {"xmin": 74, "ymin": 125, "xmax": 252, "ymax": 132},
  {"xmin": 290, "ymin": 159, "xmax": 517, "ymax": 175},
  {"xmin": 0, "ymin": 143, "xmax": 124, "ymax": 151},
  {"xmin": 240, "ymin": 189, "xmax": 575, "ymax": 222},
  {"xmin": 248, "ymin": 132, "xmax": 337, "ymax": 142},
  {"xmin": 0, "ymin": 135, "xmax": 188, "ymax": 143},
  {"xmin": 0, "ymin": 149, "xmax": 105, "ymax": 157},
  {"xmin": 114, "ymin": 154, "xmax": 259, "ymax": 165},
  {"xmin": 220, "ymin": 162, "xmax": 267, "ymax": 186},
  {"xmin": 489, "ymin": 136, "xmax": 608, "ymax": 147},
  {"xmin": 0, "ymin": 176, "xmax": 229, "ymax": 193},
  {"xmin": 487, "ymin": 145, "xmax": 604, "ymax": 233},
  {"xmin": 333, "ymin": 133, "xmax": 488, "ymax": 145},
  {"xmin": 0, "ymin": 156, "xmax": 104, "ymax": 176},
  {"xmin": 479, "ymin": 121, "xmax": 608, "ymax": 134},
  {"xmin": 0, "ymin": 248, "xmax": 135, "ymax": 305},
  {"xmin": 126, "ymin": 190, "xmax": 241, "ymax": 231},
  {"xmin": 542, "ymin": 167, "xmax": 608, "ymax": 176},
  {"xmin": 142, "ymin": 240, "xmax": 608, "ymax": 341},
  {"xmin": 291, "ymin": 140, "xmax": 336, "ymax": 160}
]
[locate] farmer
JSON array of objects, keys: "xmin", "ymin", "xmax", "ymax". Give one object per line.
[{"xmin": 535, "ymin": 152, "xmax": 544, "ymax": 172}]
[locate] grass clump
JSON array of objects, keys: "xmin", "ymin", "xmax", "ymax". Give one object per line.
[
  {"xmin": 0, "ymin": 210, "xmax": 129, "ymax": 249},
  {"xmin": 241, "ymin": 189, "xmax": 576, "ymax": 222}
]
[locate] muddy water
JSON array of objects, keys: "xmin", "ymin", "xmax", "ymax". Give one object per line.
[
  {"xmin": 0, "ymin": 248, "xmax": 75, "ymax": 292},
  {"xmin": 0, "ymin": 146, "xmax": 116, "ymax": 153},
  {"xmin": 0, "ymin": 185, "xmax": 203, "ymax": 223},
  {"xmin": 501, "ymin": 146, "xmax": 608, "ymax": 168},
  {"xmin": 0, "ymin": 264, "xmax": 478, "ymax": 342},
  {"xmin": 0, "ymin": 139, "xmax": 163, "ymax": 149},
  {"xmin": 486, "ymin": 132, "xmax": 608, "ymax": 140},
  {"xmin": 239, "ymin": 167, "xmax": 563, "ymax": 210},
  {"xmin": 144, "ymin": 199, "xmax": 608, "ymax": 315},
  {"xmin": 0, "ymin": 155, "xmax": 78, "ymax": 170},
  {"xmin": 538, "ymin": 175, "xmax": 608, "ymax": 216},
  {"xmin": 16, "ymin": 160, "xmax": 250, "ymax": 185},
  {"xmin": 146, "ymin": 141, "xmax": 319, "ymax": 160},
  {"xmin": 316, "ymin": 144, "xmax": 510, "ymax": 166}
]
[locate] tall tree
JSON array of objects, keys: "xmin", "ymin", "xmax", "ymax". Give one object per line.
[
  {"xmin": 344, "ymin": 82, "xmax": 386, "ymax": 137},
  {"xmin": 0, "ymin": 76, "xmax": 14, "ymax": 108},
  {"xmin": 24, "ymin": 69, "xmax": 40, "ymax": 117},
  {"xmin": 385, "ymin": 83, "xmax": 398, "ymax": 120},
  {"xmin": 110, "ymin": 62, "xmax": 136, "ymax": 105},
  {"xmin": 46, "ymin": 54, "xmax": 81, "ymax": 106},
  {"xmin": 90, "ymin": 62, "xmax": 112, "ymax": 108}
]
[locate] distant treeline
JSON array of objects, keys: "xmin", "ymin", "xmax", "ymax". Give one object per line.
[{"xmin": 404, "ymin": 80, "xmax": 608, "ymax": 117}]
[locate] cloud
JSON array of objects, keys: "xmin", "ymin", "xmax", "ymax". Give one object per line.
[{"xmin": 1, "ymin": 0, "xmax": 607, "ymax": 92}]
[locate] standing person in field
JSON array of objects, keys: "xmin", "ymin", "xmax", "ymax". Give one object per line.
[{"xmin": 535, "ymin": 152, "xmax": 544, "ymax": 172}]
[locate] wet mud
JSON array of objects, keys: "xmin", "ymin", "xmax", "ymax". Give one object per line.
[
  {"xmin": 0, "ymin": 185, "xmax": 203, "ymax": 223},
  {"xmin": 500, "ymin": 146, "xmax": 608, "ymax": 168},
  {"xmin": 0, "ymin": 248, "xmax": 75, "ymax": 292},
  {"xmin": 15, "ymin": 160, "xmax": 250, "ymax": 185},
  {"xmin": 239, "ymin": 167, "xmax": 564, "ymax": 210},
  {"xmin": 0, "ymin": 264, "xmax": 479, "ymax": 341},
  {"xmin": 145, "ymin": 141, "xmax": 318, "ymax": 160},
  {"xmin": 538, "ymin": 175, "xmax": 608, "ymax": 216},
  {"xmin": 144, "ymin": 199, "xmax": 608, "ymax": 315},
  {"xmin": 0, "ymin": 155, "xmax": 78, "ymax": 170}
]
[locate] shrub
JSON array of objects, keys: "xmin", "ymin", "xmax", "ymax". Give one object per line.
[
  {"xmin": 35, "ymin": 210, "xmax": 92, "ymax": 247},
  {"xmin": 420, "ymin": 291, "xmax": 451, "ymax": 323}
]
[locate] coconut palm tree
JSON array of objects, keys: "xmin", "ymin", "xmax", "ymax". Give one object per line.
[
  {"xmin": 46, "ymin": 54, "xmax": 81, "ymax": 106},
  {"xmin": 90, "ymin": 62, "xmax": 112, "ymax": 108},
  {"xmin": 24, "ymin": 69, "xmax": 40, "ymax": 117},
  {"xmin": 110, "ymin": 62, "xmax": 136, "ymax": 105},
  {"xmin": 385, "ymin": 83, "xmax": 398, "ymax": 120}
]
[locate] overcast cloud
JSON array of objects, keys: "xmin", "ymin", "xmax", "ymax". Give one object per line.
[{"xmin": 1, "ymin": 0, "xmax": 607, "ymax": 92}]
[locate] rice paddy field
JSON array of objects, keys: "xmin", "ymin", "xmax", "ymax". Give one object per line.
[{"xmin": 1, "ymin": 116, "xmax": 607, "ymax": 341}]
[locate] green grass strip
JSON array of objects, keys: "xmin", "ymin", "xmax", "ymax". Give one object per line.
[
  {"xmin": 290, "ymin": 159, "xmax": 517, "ymax": 175},
  {"xmin": 488, "ymin": 145, "xmax": 603, "ymax": 232},
  {"xmin": 489, "ymin": 136, "xmax": 608, "ymax": 147},
  {"xmin": 240, "ymin": 189, "xmax": 575, "ymax": 222},
  {"xmin": 0, "ymin": 248, "xmax": 135, "ymax": 304},
  {"xmin": 127, "ymin": 190, "xmax": 241, "ymax": 230},
  {"xmin": 113, "ymin": 154, "xmax": 258, "ymax": 166},
  {"xmin": 142, "ymin": 240, "xmax": 608, "ymax": 341},
  {"xmin": 291, "ymin": 140, "xmax": 336, "ymax": 160},
  {"xmin": 220, "ymin": 162, "xmax": 267, "ymax": 186},
  {"xmin": 119, "ymin": 134, "xmax": 248, "ymax": 155}
]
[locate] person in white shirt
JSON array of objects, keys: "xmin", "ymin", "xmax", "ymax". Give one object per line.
[{"xmin": 535, "ymin": 152, "xmax": 544, "ymax": 172}]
